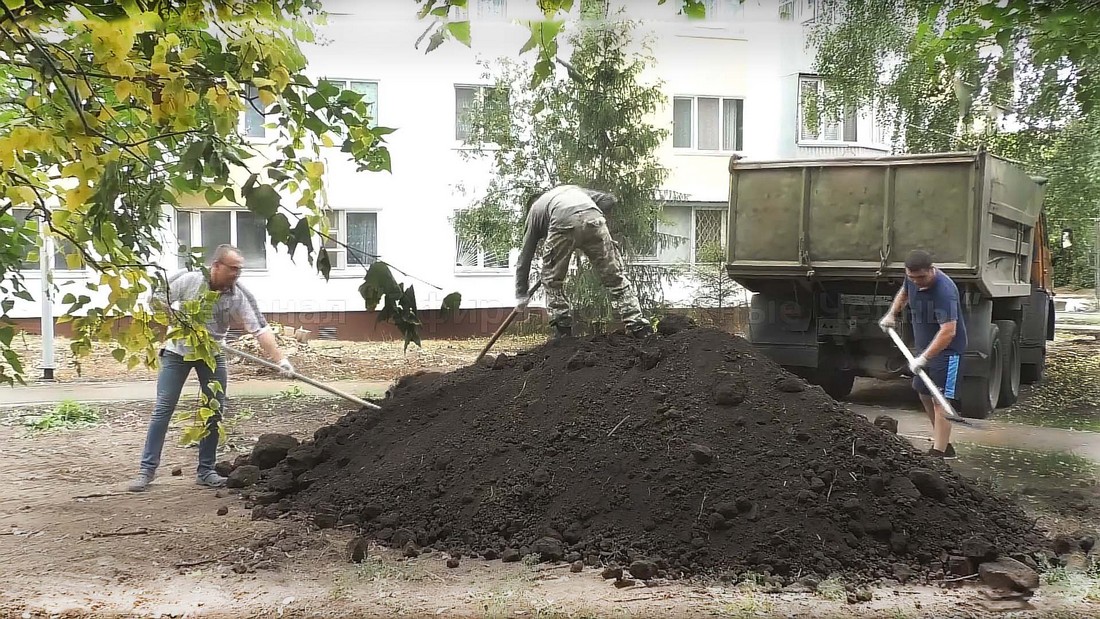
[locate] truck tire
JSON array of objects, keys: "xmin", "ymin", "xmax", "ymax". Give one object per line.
[
  {"xmin": 995, "ymin": 319, "xmax": 1021, "ymax": 407},
  {"xmin": 960, "ymin": 323, "xmax": 1002, "ymax": 419},
  {"xmin": 1020, "ymin": 348, "xmax": 1046, "ymax": 384}
]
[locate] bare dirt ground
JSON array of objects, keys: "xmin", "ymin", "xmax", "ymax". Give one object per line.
[
  {"xmin": 3, "ymin": 394, "xmax": 1099, "ymax": 618},
  {"xmin": 8, "ymin": 331, "xmax": 547, "ymax": 384}
]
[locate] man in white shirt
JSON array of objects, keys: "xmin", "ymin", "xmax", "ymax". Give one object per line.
[{"xmin": 128, "ymin": 245, "xmax": 295, "ymax": 491}]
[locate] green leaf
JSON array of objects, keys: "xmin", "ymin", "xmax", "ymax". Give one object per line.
[
  {"xmin": 441, "ymin": 292, "xmax": 462, "ymax": 316},
  {"xmin": 426, "ymin": 29, "xmax": 446, "ymax": 53},
  {"xmin": 682, "ymin": 0, "xmax": 706, "ymax": 19},
  {"xmin": 317, "ymin": 247, "xmax": 332, "ymax": 280},
  {"xmin": 358, "ymin": 261, "xmax": 399, "ymax": 310},
  {"xmin": 267, "ymin": 213, "xmax": 292, "ymax": 244},
  {"xmin": 288, "ymin": 218, "xmax": 314, "ymax": 259},
  {"xmin": 445, "ymin": 21, "xmax": 471, "ymax": 47},
  {"xmin": 13, "ymin": 290, "xmax": 33, "ymax": 302},
  {"xmin": 111, "ymin": 348, "xmax": 126, "ymax": 362},
  {"xmin": 245, "ymin": 183, "xmax": 281, "ymax": 218}
]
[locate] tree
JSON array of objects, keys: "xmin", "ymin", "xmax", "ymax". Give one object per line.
[
  {"xmin": 0, "ymin": 0, "xmax": 464, "ymax": 386},
  {"xmin": 809, "ymin": 0, "xmax": 1100, "ymax": 287},
  {"xmin": 413, "ymin": 0, "xmax": 722, "ymax": 87},
  {"xmin": 689, "ymin": 241, "xmax": 745, "ymax": 331},
  {"xmin": 454, "ymin": 14, "xmax": 677, "ymax": 332}
]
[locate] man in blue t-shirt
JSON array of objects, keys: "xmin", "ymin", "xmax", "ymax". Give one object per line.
[{"xmin": 879, "ymin": 249, "xmax": 968, "ymax": 459}]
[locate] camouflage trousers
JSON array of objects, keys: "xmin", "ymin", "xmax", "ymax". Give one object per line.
[{"xmin": 541, "ymin": 212, "xmax": 649, "ymax": 330}]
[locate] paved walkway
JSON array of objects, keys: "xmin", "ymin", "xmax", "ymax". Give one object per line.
[
  {"xmin": 849, "ymin": 404, "xmax": 1100, "ymax": 462},
  {"xmin": 0, "ymin": 379, "xmax": 392, "ymax": 407}
]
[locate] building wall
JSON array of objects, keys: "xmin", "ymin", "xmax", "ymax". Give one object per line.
[{"xmin": 7, "ymin": 0, "xmax": 890, "ymax": 339}]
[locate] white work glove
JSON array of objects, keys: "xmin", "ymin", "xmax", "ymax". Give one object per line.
[
  {"xmin": 515, "ymin": 296, "xmax": 530, "ymax": 311},
  {"xmin": 277, "ymin": 358, "xmax": 296, "ymax": 378},
  {"xmin": 909, "ymin": 354, "xmax": 928, "ymax": 374},
  {"xmin": 878, "ymin": 313, "xmax": 897, "ymax": 332}
]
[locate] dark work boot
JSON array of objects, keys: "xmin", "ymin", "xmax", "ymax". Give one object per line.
[
  {"xmin": 551, "ymin": 323, "xmax": 573, "ymax": 339},
  {"xmin": 628, "ymin": 322, "xmax": 655, "ymax": 339}
]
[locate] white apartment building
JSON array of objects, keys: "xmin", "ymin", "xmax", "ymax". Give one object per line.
[{"xmin": 10, "ymin": 0, "xmax": 890, "ymax": 340}]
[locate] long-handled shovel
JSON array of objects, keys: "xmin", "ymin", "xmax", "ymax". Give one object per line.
[
  {"xmin": 220, "ymin": 343, "xmax": 381, "ymax": 410},
  {"xmin": 885, "ymin": 327, "xmax": 982, "ymax": 428},
  {"xmin": 475, "ymin": 280, "xmax": 543, "ymax": 364}
]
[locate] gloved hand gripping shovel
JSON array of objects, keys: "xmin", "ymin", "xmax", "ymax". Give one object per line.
[
  {"xmin": 885, "ymin": 327, "xmax": 983, "ymax": 429},
  {"xmin": 220, "ymin": 343, "xmax": 381, "ymax": 411},
  {"xmin": 475, "ymin": 280, "xmax": 543, "ymax": 364}
]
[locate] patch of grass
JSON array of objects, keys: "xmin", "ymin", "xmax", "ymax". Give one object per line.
[
  {"xmin": 22, "ymin": 400, "xmax": 100, "ymax": 431},
  {"xmin": 950, "ymin": 444, "xmax": 1099, "ymax": 493},
  {"xmin": 277, "ymin": 384, "xmax": 307, "ymax": 399},
  {"xmin": 1000, "ymin": 336, "xmax": 1100, "ymax": 432},
  {"xmin": 815, "ymin": 575, "xmax": 847, "ymax": 602},
  {"xmin": 715, "ymin": 591, "xmax": 776, "ymax": 618}
]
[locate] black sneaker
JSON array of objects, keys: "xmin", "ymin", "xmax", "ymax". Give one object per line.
[
  {"xmin": 551, "ymin": 324, "xmax": 572, "ymax": 339},
  {"xmin": 628, "ymin": 323, "xmax": 655, "ymax": 338},
  {"xmin": 944, "ymin": 443, "xmax": 957, "ymax": 459},
  {"xmin": 927, "ymin": 448, "xmax": 946, "ymax": 459}
]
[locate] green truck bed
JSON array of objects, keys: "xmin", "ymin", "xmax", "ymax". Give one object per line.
[{"xmin": 725, "ymin": 151, "xmax": 1046, "ymax": 298}]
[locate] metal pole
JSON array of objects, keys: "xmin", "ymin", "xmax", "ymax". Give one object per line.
[{"xmin": 39, "ymin": 228, "xmax": 55, "ymax": 381}]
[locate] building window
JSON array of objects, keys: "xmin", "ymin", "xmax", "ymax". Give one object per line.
[
  {"xmin": 698, "ymin": 0, "xmax": 745, "ymax": 20},
  {"xmin": 451, "ymin": 0, "xmax": 506, "ymax": 19},
  {"xmin": 12, "ymin": 208, "xmax": 83, "ymax": 271},
  {"xmin": 693, "ymin": 208, "xmax": 726, "ymax": 263},
  {"xmin": 176, "ymin": 210, "xmax": 269, "ymax": 270},
  {"xmin": 798, "ymin": 76, "xmax": 858, "ymax": 143},
  {"xmin": 454, "ymin": 236, "xmax": 510, "ymax": 271},
  {"xmin": 323, "ymin": 210, "xmax": 378, "ymax": 270},
  {"xmin": 673, "ymin": 96, "xmax": 744, "ymax": 152},
  {"xmin": 453, "ymin": 84, "xmax": 508, "ymax": 142},
  {"xmin": 319, "ymin": 79, "xmax": 379, "ymax": 128},
  {"xmin": 241, "ymin": 84, "xmax": 268, "ymax": 139},
  {"xmin": 455, "ymin": 85, "xmax": 509, "ymax": 142}
]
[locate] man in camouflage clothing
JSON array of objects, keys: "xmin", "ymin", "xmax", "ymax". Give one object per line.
[{"xmin": 515, "ymin": 184, "xmax": 653, "ymax": 338}]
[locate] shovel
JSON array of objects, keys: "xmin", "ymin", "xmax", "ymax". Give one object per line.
[
  {"xmin": 885, "ymin": 327, "xmax": 981, "ymax": 428},
  {"xmin": 475, "ymin": 280, "xmax": 543, "ymax": 364},
  {"xmin": 220, "ymin": 342, "xmax": 381, "ymax": 410}
]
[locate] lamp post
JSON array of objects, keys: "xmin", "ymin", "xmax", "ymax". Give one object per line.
[{"xmin": 39, "ymin": 226, "xmax": 55, "ymax": 381}]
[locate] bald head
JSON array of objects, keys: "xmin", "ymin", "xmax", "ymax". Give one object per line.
[{"xmin": 210, "ymin": 244, "xmax": 243, "ymax": 290}]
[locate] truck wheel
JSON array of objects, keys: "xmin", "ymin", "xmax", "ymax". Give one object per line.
[
  {"xmin": 995, "ymin": 320, "xmax": 1021, "ymax": 407},
  {"xmin": 960, "ymin": 323, "xmax": 1002, "ymax": 419},
  {"xmin": 817, "ymin": 370, "xmax": 856, "ymax": 400},
  {"xmin": 1020, "ymin": 347, "xmax": 1046, "ymax": 384}
]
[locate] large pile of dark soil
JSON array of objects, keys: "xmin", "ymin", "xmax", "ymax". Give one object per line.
[{"xmin": 255, "ymin": 323, "xmax": 1044, "ymax": 583}]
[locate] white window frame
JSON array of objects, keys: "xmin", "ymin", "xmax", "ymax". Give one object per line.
[
  {"xmin": 698, "ymin": 0, "xmax": 745, "ymax": 21},
  {"xmin": 11, "ymin": 208, "xmax": 87, "ymax": 276},
  {"xmin": 175, "ymin": 209, "xmax": 270, "ymax": 271},
  {"xmin": 797, "ymin": 75, "xmax": 859, "ymax": 145},
  {"xmin": 240, "ymin": 83, "xmax": 274, "ymax": 143},
  {"xmin": 453, "ymin": 219, "xmax": 512, "ymax": 275},
  {"xmin": 672, "ymin": 95, "xmax": 745, "ymax": 153},
  {"xmin": 451, "ymin": 0, "xmax": 507, "ymax": 20},
  {"xmin": 317, "ymin": 77, "xmax": 380, "ymax": 130},
  {"xmin": 691, "ymin": 207, "xmax": 727, "ymax": 264},
  {"xmin": 321, "ymin": 209, "xmax": 379, "ymax": 274},
  {"xmin": 454, "ymin": 84, "xmax": 509, "ymax": 147}
]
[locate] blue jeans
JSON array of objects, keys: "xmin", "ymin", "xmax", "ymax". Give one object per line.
[{"xmin": 139, "ymin": 349, "xmax": 227, "ymax": 476}]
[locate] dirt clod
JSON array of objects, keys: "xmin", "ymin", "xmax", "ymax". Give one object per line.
[
  {"xmin": 251, "ymin": 434, "xmax": 300, "ymax": 470},
  {"xmin": 570, "ymin": 560, "xmax": 584, "ymax": 573},
  {"xmin": 446, "ymin": 557, "xmax": 460, "ymax": 568},
  {"xmin": 171, "ymin": 466, "xmax": 182, "ymax": 477},
  {"xmin": 873, "ymin": 415, "xmax": 899, "ymax": 434},
  {"xmin": 262, "ymin": 327, "xmax": 1044, "ymax": 584},
  {"xmin": 347, "ymin": 537, "xmax": 369, "ymax": 563},
  {"xmin": 227, "ymin": 465, "xmax": 260, "ymax": 489},
  {"xmin": 216, "ymin": 505, "xmax": 229, "ymax": 516},
  {"xmin": 601, "ymin": 566, "xmax": 623, "ymax": 580},
  {"xmin": 629, "ymin": 560, "xmax": 659, "ymax": 580}
]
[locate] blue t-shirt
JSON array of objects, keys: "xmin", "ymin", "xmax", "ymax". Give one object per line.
[{"xmin": 904, "ymin": 269, "xmax": 968, "ymax": 355}]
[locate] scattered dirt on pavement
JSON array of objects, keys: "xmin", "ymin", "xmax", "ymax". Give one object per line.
[
  {"xmin": 1002, "ymin": 333, "xmax": 1100, "ymax": 432},
  {"xmin": 259, "ymin": 322, "xmax": 1050, "ymax": 585}
]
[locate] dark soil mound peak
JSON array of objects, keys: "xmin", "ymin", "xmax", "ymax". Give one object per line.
[{"xmin": 256, "ymin": 325, "xmax": 1043, "ymax": 582}]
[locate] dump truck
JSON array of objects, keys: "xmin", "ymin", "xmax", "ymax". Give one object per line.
[{"xmin": 726, "ymin": 150, "xmax": 1055, "ymax": 419}]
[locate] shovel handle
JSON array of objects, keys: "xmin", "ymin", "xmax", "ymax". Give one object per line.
[
  {"xmin": 220, "ymin": 343, "xmax": 380, "ymax": 410},
  {"xmin": 885, "ymin": 327, "xmax": 973, "ymax": 426},
  {"xmin": 476, "ymin": 280, "xmax": 543, "ymax": 364}
]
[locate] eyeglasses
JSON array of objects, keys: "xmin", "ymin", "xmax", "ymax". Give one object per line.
[{"xmin": 215, "ymin": 260, "xmax": 242, "ymax": 274}]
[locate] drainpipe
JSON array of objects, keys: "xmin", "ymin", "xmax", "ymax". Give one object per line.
[{"xmin": 39, "ymin": 229, "xmax": 55, "ymax": 381}]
